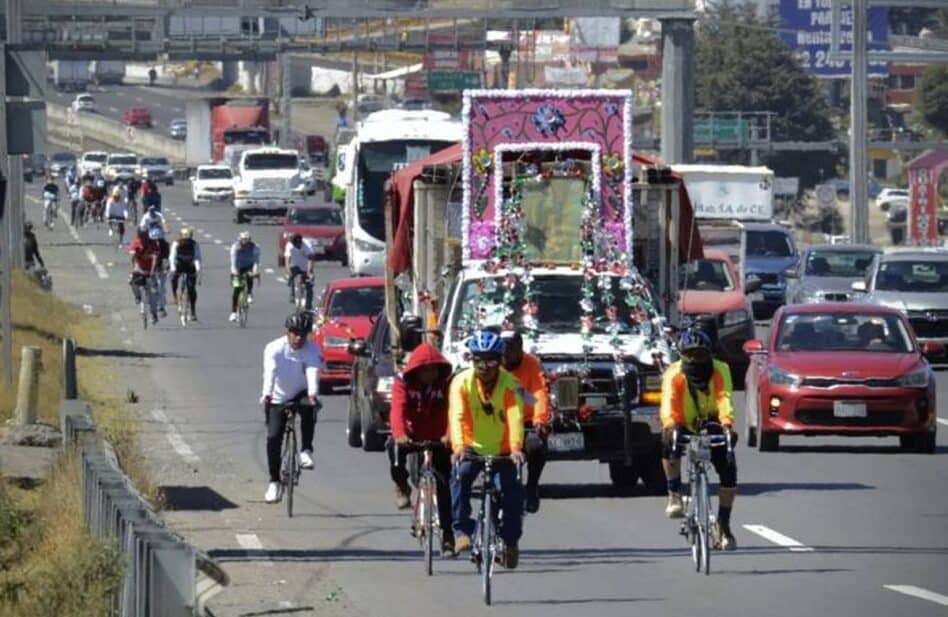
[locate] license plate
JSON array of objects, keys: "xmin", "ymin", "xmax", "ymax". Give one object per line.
[
  {"xmin": 312, "ymin": 245, "xmax": 325, "ymax": 255},
  {"xmin": 548, "ymin": 432, "xmax": 585, "ymax": 453},
  {"xmin": 748, "ymin": 291, "xmax": 763, "ymax": 302},
  {"xmin": 833, "ymin": 401, "xmax": 867, "ymax": 418}
]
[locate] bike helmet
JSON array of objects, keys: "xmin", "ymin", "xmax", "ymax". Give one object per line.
[
  {"xmin": 679, "ymin": 327, "xmax": 713, "ymax": 353},
  {"xmin": 179, "ymin": 227, "xmax": 192, "ymax": 239},
  {"xmin": 238, "ymin": 231, "xmax": 251, "ymax": 242},
  {"xmin": 147, "ymin": 204, "xmax": 159, "ymax": 213},
  {"xmin": 285, "ymin": 311, "xmax": 314, "ymax": 334},
  {"xmin": 467, "ymin": 329, "xmax": 505, "ymax": 355}
]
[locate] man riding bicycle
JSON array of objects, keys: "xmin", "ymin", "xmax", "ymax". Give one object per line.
[
  {"xmin": 388, "ymin": 342, "xmax": 455, "ymax": 554},
  {"xmin": 128, "ymin": 228, "xmax": 162, "ymax": 324},
  {"xmin": 284, "ymin": 233, "xmax": 316, "ymax": 308},
  {"xmin": 260, "ymin": 312, "xmax": 324, "ymax": 503},
  {"xmin": 660, "ymin": 327, "xmax": 738, "ymax": 551},
  {"xmin": 499, "ymin": 330, "xmax": 550, "ymax": 514},
  {"xmin": 230, "ymin": 231, "xmax": 260, "ymax": 322},
  {"xmin": 105, "ymin": 186, "xmax": 129, "ymax": 246},
  {"xmin": 170, "ymin": 227, "xmax": 202, "ymax": 321},
  {"xmin": 449, "ymin": 329, "xmax": 525, "ymax": 569}
]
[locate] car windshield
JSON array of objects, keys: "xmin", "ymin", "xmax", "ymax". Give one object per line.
[
  {"xmin": 86, "ymin": 154, "xmax": 107, "ymax": 163},
  {"xmin": 776, "ymin": 313, "xmax": 912, "ymax": 353},
  {"xmin": 875, "ymin": 260, "xmax": 948, "ymax": 292},
  {"xmin": 78, "ymin": 96, "xmax": 94, "ymax": 102},
  {"xmin": 52, "ymin": 152, "xmax": 75, "ymax": 162},
  {"xmin": 198, "ymin": 168, "xmax": 232, "ymax": 180},
  {"xmin": 452, "ymin": 274, "xmax": 652, "ymax": 335},
  {"xmin": 171, "ymin": 119, "xmax": 185, "ymax": 126},
  {"xmin": 679, "ymin": 259, "xmax": 734, "ymax": 291},
  {"xmin": 289, "ymin": 209, "xmax": 342, "ymax": 226},
  {"xmin": 746, "ymin": 230, "xmax": 794, "ymax": 257},
  {"xmin": 327, "ymin": 287, "xmax": 385, "ymax": 317},
  {"xmin": 109, "ymin": 156, "xmax": 137, "ymax": 165},
  {"xmin": 140, "ymin": 158, "xmax": 168, "ymax": 166},
  {"xmin": 805, "ymin": 250, "xmax": 877, "ymax": 277},
  {"xmin": 244, "ymin": 153, "xmax": 298, "ymax": 170}
]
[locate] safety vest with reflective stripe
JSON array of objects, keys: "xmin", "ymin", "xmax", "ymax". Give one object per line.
[{"xmin": 660, "ymin": 359, "xmax": 735, "ymax": 431}]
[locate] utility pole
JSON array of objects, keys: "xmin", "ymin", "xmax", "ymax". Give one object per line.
[
  {"xmin": 281, "ymin": 53, "xmax": 291, "ymax": 148},
  {"xmin": 350, "ymin": 20, "xmax": 359, "ymax": 125},
  {"xmin": 849, "ymin": 0, "xmax": 869, "ymax": 244},
  {"xmin": 660, "ymin": 18, "xmax": 695, "ymax": 165},
  {"xmin": 1, "ymin": 0, "xmax": 18, "ymax": 384}
]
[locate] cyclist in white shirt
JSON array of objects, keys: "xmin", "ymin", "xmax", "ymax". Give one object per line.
[
  {"xmin": 105, "ymin": 187, "xmax": 130, "ymax": 246},
  {"xmin": 284, "ymin": 233, "xmax": 317, "ymax": 309},
  {"xmin": 260, "ymin": 312, "xmax": 325, "ymax": 503}
]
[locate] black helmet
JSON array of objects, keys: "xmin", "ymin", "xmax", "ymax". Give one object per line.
[{"xmin": 285, "ymin": 311, "xmax": 313, "ymax": 334}]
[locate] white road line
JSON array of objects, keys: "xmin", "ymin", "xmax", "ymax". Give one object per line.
[
  {"xmin": 265, "ymin": 268, "xmax": 275, "ymax": 274},
  {"xmin": 203, "ymin": 233, "xmax": 213, "ymax": 239},
  {"xmin": 151, "ymin": 409, "xmax": 169, "ymax": 423},
  {"xmin": 742, "ymin": 524, "xmax": 813, "ymax": 552},
  {"xmin": 123, "ymin": 338, "xmax": 133, "ymax": 346},
  {"xmin": 109, "ymin": 106, "xmax": 119, "ymax": 113},
  {"xmin": 214, "ymin": 239, "xmax": 222, "ymax": 245},
  {"xmin": 884, "ymin": 585, "xmax": 948, "ymax": 607},
  {"xmin": 151, "ymin": 409, "xmax": 200, "ymax": 465},
  {"xmin": 936, "ymin": 417, "xmax": 948, "ymax": 427},
  {"xmin": 235, "ymin": 533, "xmax": 273, "ymax": 567},
  {"xmin": 276, "ymin": 276, "xmax": 287, "ymax": 283},
  {"xmin": 197, "ymin": 228, "xmax": 204, "ymax": 233},
  {"xmin": 111, "ymin": 312, "xmax": 123, "ymax": 323},
  {"xmin": 84, "ymin": 248, "xmax": 110, "ymax": 280},
  {"xmin": 135, "ymin": 96, "xmax": 144, "ymax": 103},
  {"xmin": 57, "ymin": 209, "xmax": 82, "ymax": 242}
]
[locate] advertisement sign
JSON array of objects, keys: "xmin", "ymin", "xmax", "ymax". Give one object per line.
[
  {"xmin": 779, "ymin": 0, "xmax": 889, "ymax": 78},
  {"xmin": 673, "ymin": 165, "xmax": 774, "ymax": 221},
  {"xmin": 428, "ymin": 71, "xmax": 481, "ymax": 92},
  {"xmin": 909, "ymin": 167, "xmax": 937, "ymax": 246},
  {"xmin": 773, "ymin": 177, "xmax": 800, "ymax": 196}
]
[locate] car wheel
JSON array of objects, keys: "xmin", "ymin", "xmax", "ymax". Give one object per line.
[
  {"xmin": 360, "ymin": 400, "xmax": 386, "ymax": 452},
  {"xmin": 918, "ymin": 431, "xmax": 936, "ymax": 454},
  {"xmin": 278, "ymin": 256, "xmax": 285, "ymax": 268},
  {"xmin": 317, "ymin": 379, "xmax": 332, "ymax": 396},
  {"xmin": 235, "ymin": 211, "xmax": 247, "ymax": 224},
  {"xmin": 746, "ymin": 424, "xmax": 758, "ymax": 448},
  {"xmin": 347, "ymin": 384, "xmax": 363, "ymax": 448},
  {"xmin": 759, "ymin": 431, "xmax": 779, "ymax": 452},
  {"xmin": 607, "ymin": 461, "xmax": 639, "ymax": 489}
]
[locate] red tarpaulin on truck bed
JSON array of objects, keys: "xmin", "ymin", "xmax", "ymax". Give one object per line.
[{"xmin": 386, "ymin": 145, "xmax": 703, "ymax": 274}]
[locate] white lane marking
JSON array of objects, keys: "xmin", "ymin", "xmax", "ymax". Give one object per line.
[
  {"xmin": 936, "ymin": 417, "xmax": 948, "ymax": 427},
  {"xmin": 235, "ymin": 533, "xmax": 273, "ymax": 567},
  {"xmin": 884, "ymin": 585, "xmax": 948, "ymax": 607},
  {"xmin": 279, "ymin": 601, "xmax": 295, "ymax": 609},
  {"xmin": 265, "ymin": 268, "xmax": 274, "ymax": 274},
  {"xmin": 203, "ymin": 233, "xmax": 213, "ymax": 239},
  {"xmin": 742, "ymin": 524, "xmax": 813, "ymax": 552},
  {"xmin": 151, "ymin": 408, "xmax": 200, "ymax": 465},
  {"xmin": 197, "ymin": 228, "xmax": 204, "ymax": 233},
  {"xmin": 84, "ymin": 248, "xmax": 110, "ymax": 280},
  {"xmin": 57, "ymin": 208, "xmax": 82, "ymax": 242},
  {"xmin": 111, "ymin": 311, "xmax": 123, "ymax": 322},
  {"xmin": 109, "ymin": 106, "xmax": 119, "ymax": 113},
  {"xmin": 214, "ymin": 239, "xmax": 222, "ymax": 245},
  {"xmin": 135, "ymin": 96, "xmax": 144, "ymax": 103},
  {"xmin": 123, "ymin": 338, "xmax": 133, "ymax": 346},
  {"xmin": 276, "ymin": 276, "xmax": 287, "ymax": 283}
]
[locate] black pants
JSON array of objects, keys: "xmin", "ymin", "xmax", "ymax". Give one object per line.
[
  {"xmin": 231, "ymin": 266, "xmax": 256, "ymax": 312},
  {"xmin": 662, "ymin": 427, "xmax": 738, "ymax": 488},
  {"xmin": 265, "ymin": 393, "xmax": 317, "ymax": 483},
  {"xmin": 171, "ymin": 266, "xmax": 198, "ymax": 313},
  {"xmin": 288, "ymin": 266, "xmax": 313, "ymax": 308},
  {"xmin": 387, "ymin": 440, "xmax": 453, "ymax": 536},
  {"xmin": 524, "ymin": 429, "xmax": 547, "ymax": 492}
]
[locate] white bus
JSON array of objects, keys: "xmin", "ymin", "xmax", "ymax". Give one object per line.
[{"xmin": 343, "ymin": 109, "xmax": 461, "ymax": 276}]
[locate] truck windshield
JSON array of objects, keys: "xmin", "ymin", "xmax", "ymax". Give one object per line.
[
  {"xmin": 746, "ymin": 230, "xmax": 794, "ymax": 258},
  {"xmin": 453, "ymin": 274, "xmax": 649, "ymax": 335},
  {"xmin": 224, "ymin": 129, "xmax": 269, "ymax": 145},
  {"xmin": 86, "ymin": 154, "xmax": 107, "ymax": 163},
  {"xmin": 679, "ymin": 259, "xmax": 734, "ymax": 291},
  {"xmin": 244, "ymin": 154, "xmax": 299, "ymax": 170},
  {"xmin": 356, "ymin": 139, "xmax": 454, "ymax": 241}
]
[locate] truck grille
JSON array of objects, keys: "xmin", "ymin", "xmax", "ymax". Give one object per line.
[
  {"xmin": 252, "ymin": 177, "xmax": 289, "ymax": 193},
  {"xmin": 907, "ymin": 310, "xmax": 948, "ymax": 339},
  {"xmin": 750, "ymin": 273, "xmax": 779, "ymax": 286},
  {"xmin": 541, "ymin": 356, "xmax": 639, "ymax": 410}
]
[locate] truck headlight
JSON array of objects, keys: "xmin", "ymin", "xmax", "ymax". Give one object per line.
[
  {"xmin": 722, "ymin": 309, "xmax": 751, "ymax": 326},
  {"xmin": 897, "ymin": 367, "xmax": 931, "ymax": 388},
  {"xmin": 640, "ymin": 373, "xmax": 662, "ymax": 405},
  {"xmin": 767, "ymin": 365, "xmax": 801, "ymax": 388},
  {"xmin": 376, "ymin": 376, "xmax": 394, "ymax": 397}
]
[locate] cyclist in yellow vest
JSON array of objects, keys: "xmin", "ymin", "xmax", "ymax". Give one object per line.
[
  {"xmin": 660, "ymin": 327, "xmax": 738, "ymax": 551},
  {"xmin": 449, "ymin": 329, "xmax": 525, "ymax": 568}
]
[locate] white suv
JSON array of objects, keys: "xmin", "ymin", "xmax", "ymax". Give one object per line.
[
  {"xmin": 78, "ymin": 151, "xmax": 108, "ymax": 176},
  {"xmin": 104, "ymin": 153, "xmax": 139, "ymax": 182},
  {"xmin": 191, "ymin": 165, "xmax": 234, "ymax": 205}
]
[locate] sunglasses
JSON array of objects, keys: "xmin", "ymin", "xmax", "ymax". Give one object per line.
[{"xmin": 473, "ymin": 357, "xmax": 500, "ymax": 368}]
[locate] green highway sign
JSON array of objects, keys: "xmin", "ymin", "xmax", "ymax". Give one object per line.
[{"xmin": 428, "ymin": 71, "xmax": 481, "ymax": 92}]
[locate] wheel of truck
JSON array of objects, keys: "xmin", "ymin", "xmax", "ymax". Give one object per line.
[
  {"xmin": 639, "ymin": 453, "xmax": 666, "ymax": 495},
  {"xmin": 759, "ymin": 431, "xmax": 779, "ymax": 452},
  {"xmin": 278, "ymin": 256, "xmax": 285, "ymax": 268},
  {"xmin": 746, "ymin": 423, "xmax": 758, "ymax": 448},
  {"xmin": 608, "ymin": 461, "xmax": 639, "ymax": 489},
  {"xmin": 235, "ymin": 211, "xmax": 247, "ymax": 224},
  {"xmin": 360, "ymin": 399, "xmax": 386, "ymax": 452},
  {"xmin": 347, "ymin": 387, "xmax": 363, "ymax": 449}
]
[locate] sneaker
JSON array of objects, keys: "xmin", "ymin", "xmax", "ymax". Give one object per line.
[
  {"xmin": 394, "ymin": 483, "xmax": 411, "ymax": 510},
  {"xmin": 299, "ymin": 450, "xmax": 314, "ymax": 469},
  {"xmin": 264, "ymin": 481, "xmax": 282, "ymax": 503},
  {"xmin": 441, "ymin": 535, "xmax": 456, "ymax": 557},
  {"xmin": 525, "ymin": 486, "xmax": 540, "ymax": 514},
  {"xmin": 665, "ymin": 493, "xmax": 684, "ymax": 519},
  {"xmin": 247, "ymin": 294, "xmax": 254, "ymax": 305},
  {"xmin": 713, "ymin": 521, "xmax": 737, "ymax": 551},
  {"xmin": 151, "ymin": 313, "xmax": 159, "ymax": 325},
  {"xmin": 503, "ymin": 543, "xmax": 520, "ymax": 569},
  {"xmin": 159, "ymin": 308, "xmax": 167, "ymax": 318},
  {"xmin": 453, "ymin": 533, "xmax": 472, "ymax": 554},
  {"xmin": 229, "ymin": 312, "xmax": 238, "ymax": 322}
]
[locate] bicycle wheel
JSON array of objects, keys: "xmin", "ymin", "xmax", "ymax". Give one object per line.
[
  {"xmin": 141, "ymin": 299, "xmax": 148, "ymax": 330},
  {"xmin": 422, "ymin": 475, "xmax": 435, "ymax": 576},
  {"xmin": 179, "ymin": 286, "xmax": 189, "ymax": 327},
  {"xmin": 689, "ymin": 470, "xmax": 701, "ymax": 571},
  {"xmin": 698, "ymin": 470, "xmax": 711, "ymax": 575},
  {"xmin": 482, "ymin": 491, "xmax": 493, "ymax": 606},
  {"xmin": 282, "ymin": 427, "xmax": 298, "ymax": 518}
]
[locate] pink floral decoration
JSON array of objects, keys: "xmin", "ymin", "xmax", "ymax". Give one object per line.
[{"xmin": 470, "ymin": 221, "xmax": 495, "ymax": 259}]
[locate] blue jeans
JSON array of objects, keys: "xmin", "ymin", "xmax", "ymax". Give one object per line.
[{"xmin": 451, "ymin": 456, "xmax": 523, "ymax": 545}]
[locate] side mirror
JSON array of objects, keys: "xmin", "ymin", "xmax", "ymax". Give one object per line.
[
  {"xmin": 745, "ymin": 275, "xmax": 762, "ymax": 294},
  {"xmin": 347, "ymin": 339, "xmax": 368, "ymax": 357},
  {"xmin": 784, "ymin": 267, "xmax": 798, "ymax": 279},
  {"xmin": 921, "ymin": 341, "xmax": 945, "ymax": 359},
  {"xmin": 743, "ymin": 339, "xmax": 766, "ymax": 355},
  {"xmin": 851, "ymin": 280, "xmax": 867, "ymax": 293}
]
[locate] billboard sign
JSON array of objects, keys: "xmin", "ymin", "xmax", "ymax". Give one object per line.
[{"xmin": 779, "ymin": 0, "xmax": 889, "ymax": 78}]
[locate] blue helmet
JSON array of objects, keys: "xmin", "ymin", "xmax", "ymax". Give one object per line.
[
  {"xmin": 468, "ymin": 329, "xmax": 504, "ymax": 355},
  {"xmin": 679, "ymin": 327, "xmax": 712, "ymax": 353}
]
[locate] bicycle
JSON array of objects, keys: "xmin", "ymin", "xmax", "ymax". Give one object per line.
[
  {"xmin": 134, "ymin": 273, "xmax": 159, "ymax": 330},
  {"xmin": 43, "ymin": 192, "xmax": 59, "ymax": 230},
  {"xmin": 676, "ymin": 421, "xmax": 733, "ymax": 575},
  {"xmin": 233, "ymin": 272, "xmax": 259, "ymax": 328},
  {"xmin": 291, "ymin": 271, "xmax": 313, "ymax": 311},
  {"xmin": 397, "ymin": 441, "xmax": 447, "ymax": 576},
  {"xmin": 273, "ymin": 399, "xmax": 320, "ymax": 518},
  {"xmin": 177, "ymin": 272, "xmax": 197, "ymax": 327},
  {"xmin": 459, "ymin": 454, "xmax": 522, "ymax": 606},
  {"xmin": 108, "ymin": 217, "xmax": 125, "ymax": 251}
]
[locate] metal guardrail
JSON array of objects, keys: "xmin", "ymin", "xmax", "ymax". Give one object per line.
[{"xmin": 60, "ymin": 339, "xmax": 229, "ymax": 617}]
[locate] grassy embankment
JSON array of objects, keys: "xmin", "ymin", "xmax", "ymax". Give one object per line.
[{"xmin": 0, "ymin": 271, "xmax": 156, "ymax": 616}]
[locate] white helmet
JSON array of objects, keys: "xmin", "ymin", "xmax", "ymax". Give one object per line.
[{"xmin": 238, "ymin": 231, "xmax": 251, "ymax": 242}]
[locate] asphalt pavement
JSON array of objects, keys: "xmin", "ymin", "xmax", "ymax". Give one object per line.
[
  {"xmin": 27, "ymin": 177, "xmax": 948, "ymax": 617},
  {"xmin": 47, "ymin": 83, "xmax": 193, "ymax": 135}
]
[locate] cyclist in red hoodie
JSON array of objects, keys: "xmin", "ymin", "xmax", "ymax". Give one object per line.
[{"xmin": 388, "ymin": 342, "xmax": 455, "ymax": 555}]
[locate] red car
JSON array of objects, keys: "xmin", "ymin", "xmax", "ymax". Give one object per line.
[
  {"xmin": 123, "ymin": 107, "xmax": 153, "ymax": 128},
  {"xmin": 277, "ymin": 205, "xmax": 346, "ymax": 267},
  {"xmin": 313, "ymin": 277, "xmax": 386, "ymax": 392},
  {"xmin": 743, "ymin": 303, "xmax": 942, "ymax": 453}
]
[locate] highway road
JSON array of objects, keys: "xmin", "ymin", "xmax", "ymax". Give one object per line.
[
  {"xmin": 47, "ymin": 83, "xmax": 193, "ymax": 136},
  {"xmin": 28, "ymin": 177, "xmax": 948, "ymax": 617}
]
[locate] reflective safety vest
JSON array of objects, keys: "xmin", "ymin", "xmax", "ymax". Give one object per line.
[
  {"xmin": 659, "ymin": 359, "xmax": 735, "ymax": 431},
  {"xmin": 449, "ymin": 367, "xmax": 524, "ymax": 456}
]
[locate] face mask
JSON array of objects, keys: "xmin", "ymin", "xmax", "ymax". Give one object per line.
[{"xmin": 682, "ymin": 357, "xmax": 713, "ymax": 391}]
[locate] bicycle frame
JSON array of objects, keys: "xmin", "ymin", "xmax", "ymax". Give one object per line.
[
  {"xmin": 178, "ymin": 272, "xmax": 195, "ymax": 326},
  {"xmin": 278, "ymin": 403, "xmax": 301, "ymax": 518},
  {"xmin": 396, "ymin": 441, "xmax": 446, "ymax": 576},
  {"xmin": 135, "ymin": 274, "xmax": 158, "ymax": 329},
  {"xmin": 234, "ymin": 272, "xmax": 258, "ymax": 328}
]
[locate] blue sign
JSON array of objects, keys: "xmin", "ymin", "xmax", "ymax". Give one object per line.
[{"xmin": 779, "ymin": 0, "xmax": 889, "ymax": 78}]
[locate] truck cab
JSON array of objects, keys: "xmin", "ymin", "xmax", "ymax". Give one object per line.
[{"xmin": 232, "ymin": 147, "xmax": 308, "ymax": 223}]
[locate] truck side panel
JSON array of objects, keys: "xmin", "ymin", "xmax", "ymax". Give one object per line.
[{"xmin": 211, "ymin": 100, "xmax": 270, "ymax": 162}]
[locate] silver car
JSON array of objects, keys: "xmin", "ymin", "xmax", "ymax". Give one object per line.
[
  {"xmin": 169, "ymin": 118, "xmax": 187, "ymax": 140},
  {"xmin": 786, "ymin": 244, "xmax": 881, "ymax": 304},
  {"xmin": 853, "ymin": 249, "xmax": 948, "ymax": 346},
  {"xmin": 139, "ymin": 156, "xmax": 174, "ymax": 185}
]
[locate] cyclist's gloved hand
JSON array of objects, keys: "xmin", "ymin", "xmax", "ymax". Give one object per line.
[
  {"xmin": 394, "ymin": 434, "xmax": 410, "ymax": 446},
  {"xmin": 510, "ymin": 449, "xmax": 526, "ymax": 466},
  {"xmin": 450, "ymin": 450, "xmax": 464, "ymax": 466}
]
